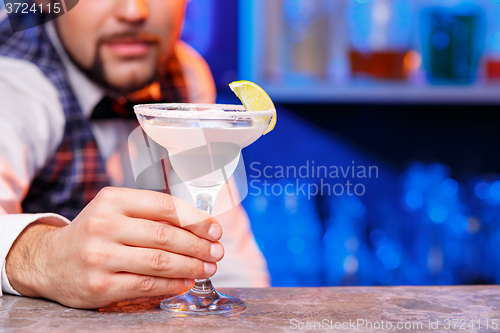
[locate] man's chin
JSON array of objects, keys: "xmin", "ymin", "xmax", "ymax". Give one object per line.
[
  {"xmin": 90, "ymin": 49, "xmax": 159, "ymax": 95},
  {"xmin": 101, "ymin": 67, "xmax": 157, "ymax": 95},
  {"xmin": 99, "ymin": 47, "xmax": 159, "ymax": 94},
  {"xmin": 105, "ymin": 78, "xmax": 155, "ymax": 95}
]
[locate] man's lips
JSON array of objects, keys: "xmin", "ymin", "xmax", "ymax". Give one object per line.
[{"xmin": 103, "ymin": 39, "xmax": 155, "ymax": 57}]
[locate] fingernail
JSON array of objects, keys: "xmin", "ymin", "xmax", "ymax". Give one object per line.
[
  {"xmin": 208, "ymin": 224, "xmax": 222, "ymax": 240},
  {"xmin": 204, "ymin": 262, "xmax": 217, "ymax": 276},
  {"xmin": 185, "ymin": 279, "xmax": 194, "ymax": 288},
  {"xmin": 210, "ymin": 242, "xmax": 224, "ymax": 261}
]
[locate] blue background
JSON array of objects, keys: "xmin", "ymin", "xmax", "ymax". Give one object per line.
[{"xmin": 181, "ymin": 0, "xmax": 500, "ymax": 287}]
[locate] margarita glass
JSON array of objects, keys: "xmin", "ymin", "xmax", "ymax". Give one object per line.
[{"xmin": 134, "ymin": 103, "xmax": 275, "ymax": 315}]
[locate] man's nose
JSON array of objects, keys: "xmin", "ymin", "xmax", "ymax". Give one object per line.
[{"xmin": 115, "ymin": 0, "xmax": 148, "ymax": 24}]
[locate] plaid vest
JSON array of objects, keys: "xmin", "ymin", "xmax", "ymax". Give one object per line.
[{"xmin": 0, "ymin": 15, "xmax": 188, "ymax": 220}]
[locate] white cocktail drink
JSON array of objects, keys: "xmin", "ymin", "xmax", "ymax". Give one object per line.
[
  {"xmin": 142, "ymin": 121, "xmax": 268, "ymax": 186},
  {"xmin": 134, "ymin": 103, "xmax": 275, "ymax": 316},
  {"xmin": 143, "ymin": 122, "xmax": 268, "ymax": 153}
]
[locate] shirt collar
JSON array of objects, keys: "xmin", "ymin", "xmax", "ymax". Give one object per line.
[{"xmin": 45, "ymin": 21, "xmax": 105, "ymax": 119}]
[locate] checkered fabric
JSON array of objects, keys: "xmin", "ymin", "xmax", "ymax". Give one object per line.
[{"xmin": 0, "ymin": 13, "xmax": 188, "ymax": 220}]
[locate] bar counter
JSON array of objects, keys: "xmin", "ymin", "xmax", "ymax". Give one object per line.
[{"xmin": 1, "ymin": 285, "xmax": 499, "ymax": 332}]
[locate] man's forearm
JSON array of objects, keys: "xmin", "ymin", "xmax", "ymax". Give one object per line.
[{"xmin": 5, "ymin": 223, "xmax": 60, "ymax": 297}]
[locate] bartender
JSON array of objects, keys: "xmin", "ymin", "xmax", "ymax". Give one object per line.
[{"xmin": 0, "ymin": 0, "xmax": 269, "ymax": 309}]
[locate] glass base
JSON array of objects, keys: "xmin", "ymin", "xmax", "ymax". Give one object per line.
[{"xmin": 159, "ymin": 279, "xmax": 245, "ymax": 315}]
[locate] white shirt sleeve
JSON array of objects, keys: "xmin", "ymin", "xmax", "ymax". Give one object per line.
[
  {"xmin": 1, "ymin": 261, "xmax": 18, "ymax": 295},
  {"xmin": 0, "ymin": 213, "xmax": 70, "ymax": 296},
  {"xmin": 0, "ymin": 57, "xmax": 68, "ymax": 296}
]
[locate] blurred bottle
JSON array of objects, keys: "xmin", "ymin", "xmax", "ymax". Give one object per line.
[
  {"xmin": 478, "ymin": 0, "xmax": 500, "ymax": 81},
  {"xmin": 345, "ymin": 0, "xmax": 418, "ymax": 80},
  {"xmin": 486, "ymin": 59, "xmax": 500, "ymax": 80},
  {"xmin": 265, "ymin": 0, "xmax": 328, "ymax": 83},
  {"xmin": 419, "ymin": 3, "xmax": 486, "ymax": 84}
]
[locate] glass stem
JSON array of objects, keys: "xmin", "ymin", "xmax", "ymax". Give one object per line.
[{"xmin": 188, "ymin": 186, "xmax": 222, "ymax": 294}]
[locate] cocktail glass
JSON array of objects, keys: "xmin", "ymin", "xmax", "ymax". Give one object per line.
[{"xmin": 134, "ymin": 103, "xmax": 275, "ymax": 315}]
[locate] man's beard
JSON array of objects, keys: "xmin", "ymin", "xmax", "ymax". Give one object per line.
[
  {"xmin": 68, "ymin": 32, "xmax": 162, "ymax": 96},
  {"xmin": 85, "ymin": 53, "xmax": 158, "ymax": 96}
]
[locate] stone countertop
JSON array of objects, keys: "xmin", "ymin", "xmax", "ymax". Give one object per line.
[{"xmin": 1, "ymin": 285, "xmax": 499, "ymax": 332}]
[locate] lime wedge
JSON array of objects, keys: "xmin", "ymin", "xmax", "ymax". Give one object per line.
[{"xmin": 229, "ymin": 80, "xmax": 276, "ymax": 135}]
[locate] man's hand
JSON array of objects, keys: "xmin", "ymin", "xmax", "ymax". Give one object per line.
[{"xmin": 5, "ymin": 187, "xmax": 224, "ymax": 309}]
